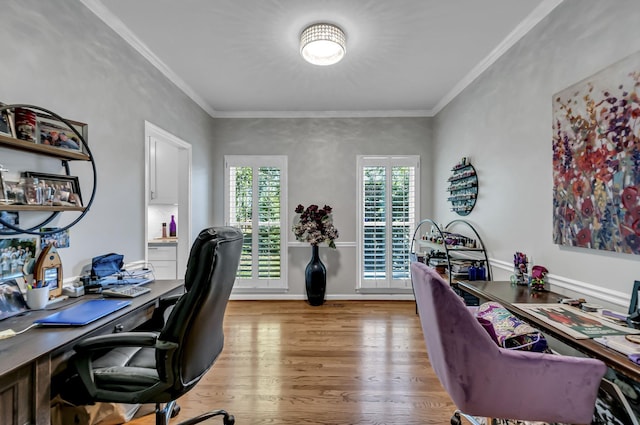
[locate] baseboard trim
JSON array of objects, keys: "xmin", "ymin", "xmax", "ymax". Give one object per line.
[
  {"xmin": 490, "ymin": 258, "xmax": 629, "ymax": 309},
  {"xmin": 230, "ymin": 293, "xmax": 416, "ymax": 301}
]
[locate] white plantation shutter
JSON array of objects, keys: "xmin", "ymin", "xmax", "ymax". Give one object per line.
[
  {"xmin": 357, "ymin": 156, "xmax": 419, "ymax": 290},
  {"xmin": 225, "ymin": 156, "xmax": 287, "ymax": 290}
]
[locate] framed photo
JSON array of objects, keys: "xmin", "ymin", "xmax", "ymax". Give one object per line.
[
  {"xmin": 40, "ymin": 227, "xmax": 70, "ymax": 249},
  {"xmin": 1, "ymin": 180, "xmax": 26, "ymax": 205},
  {"xmin": 22, "ymin": 172, "xmax": 82, "ymax": 207},
  {"xmin": 0, "ymin": 212, "xmax": 19, "ymax": 231},
  {"xmin": 0, "ymin": 236, "xmax": 37, "ymax": 282},
  {"xmin": 0, "ymin": 279, "xmax": 28, "ymax": 321},
  {"xmin": 36, "ymin": 113, "xmax": 87, "ymax": 153},
  {"xmin": 0, "ymin": 103, "xmax": 14, "ymax": 138}
]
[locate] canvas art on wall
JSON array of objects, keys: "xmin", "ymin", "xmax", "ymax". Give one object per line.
[{"xmin": 552, "ymin": 51, "xmax": 640, "ymax": 254}]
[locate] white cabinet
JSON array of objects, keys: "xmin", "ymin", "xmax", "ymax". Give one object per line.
[
  {"xmin": 149, "ymin": 136, "xmax": 178, "ymax": 205},
  {"xmin": 148, "ymin": 243, "xmax": 177, "ymax": 279}
]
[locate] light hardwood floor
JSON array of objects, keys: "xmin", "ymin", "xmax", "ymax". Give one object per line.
[{"xmin": 128, "ymin": 300, "xmax": 457, "ymax": 425}]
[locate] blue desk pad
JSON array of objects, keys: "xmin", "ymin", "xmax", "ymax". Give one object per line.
[{"xmin": 34, "ymin": 299, "xmax": 131, "ymax": 326}]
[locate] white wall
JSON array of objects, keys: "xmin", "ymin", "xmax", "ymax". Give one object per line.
[
  {"xmin": 0, "ymin": 0, "xmax": 215, "ymax": 278},
  {"xmin": 433, "ymin": 0, "xmax": 640, "ymax": 308}
]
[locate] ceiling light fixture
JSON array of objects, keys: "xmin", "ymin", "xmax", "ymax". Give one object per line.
[{"xmin": 300, "ymin": 23, "xmax": 346, "ymax": 66}]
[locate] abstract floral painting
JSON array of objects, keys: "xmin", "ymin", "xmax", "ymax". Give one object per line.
[{"xmin": 553, "ymin": 52, "xmax": 640, "ymax": 254}]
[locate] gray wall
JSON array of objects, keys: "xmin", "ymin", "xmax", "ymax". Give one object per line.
[
  {"xmin": 433, "ymin": 0, "xmax": 640, "ymax": 307},
  {"xmin": 0, "ymin": 0, "xmax": 216, "ymax": 277},
  {"xmin": 4, "ymin": 0, "xmax": 637, "ymax": 304},
  {"xmin": 211, "ymin": 117, "xmax": 432, "ymax": 297}
]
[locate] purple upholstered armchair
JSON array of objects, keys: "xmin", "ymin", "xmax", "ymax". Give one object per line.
[{"xmin": 411, "ymin": 261, "xmax": 606, "ymax": 425}]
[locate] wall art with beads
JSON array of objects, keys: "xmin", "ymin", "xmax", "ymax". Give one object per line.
[{"xmin": 552, "ymin": 51, "xmax": 640, "ymax": 254}]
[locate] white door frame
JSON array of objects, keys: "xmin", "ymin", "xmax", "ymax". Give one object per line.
[{"xmin": 144, "ymin": 121, "xmax": 192, "ymax": 278}]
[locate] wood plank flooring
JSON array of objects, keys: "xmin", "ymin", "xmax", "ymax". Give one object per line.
[{"xmin": 127, "ymin": 300, "xmax": 457, "ymax": 425}]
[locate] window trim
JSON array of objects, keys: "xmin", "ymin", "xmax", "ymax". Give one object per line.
[
  {"xmin": 356, "ymin": 155, "xmax": 420, "ymax": 291},
  {"xmin": 224, "ymin": 155, "xmax": 288, "ymax": 290}
]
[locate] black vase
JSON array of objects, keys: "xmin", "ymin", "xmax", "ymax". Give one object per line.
[{"xmin": 305, "ymin": 245, "xmax": 326, "ymax": 306}]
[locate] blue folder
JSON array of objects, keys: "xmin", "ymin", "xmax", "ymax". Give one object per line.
[{"xmin": 34, "ymin": 299, "xmax": 131, "ymax": 326}]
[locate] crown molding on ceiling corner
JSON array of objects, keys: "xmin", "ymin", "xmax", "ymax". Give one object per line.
[
  {"xmin": 80, "ymin": 0, "xmax": 562, "ymax": 120},
  {"xmin": 212, "ymin": 109, "xmax": 434, "ymax": 119},
  {"xmin": 431, "ymin": 0, "xmax": 564, "ymax": 115},
  {"xmin": 79, "ymin": 0, "xmax": 218, "ymax": 118}
]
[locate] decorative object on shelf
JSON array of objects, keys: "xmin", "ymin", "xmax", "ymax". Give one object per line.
[
  {"xmin": 36, "ymin": 113, "xmax": 86, "ymax": 153},
  {"xmin": 529, "ymin": 265, "xmax": 549, "ymax": 292},
  {"xmin": 552, "ymin": 51, "xmax": 640, "ymax": 255},
  {"xmin": 169, "ymin": 215, "xmax": 177, "ymax": 237},
  {"xmin": 293, "ymin": 204, "xmax": 339, "ymax": 306},
  {"xmin": 511, "ymin": 251, "xmax": 529, "ymax": 285},
  {"xmin": 447, "ymin": 157, "xmax": 478, "ymax": 216},
  {"xmin": 162, "ymin": 222, "xmax": 167, "ymax": 238},
  {"xmin": 22, "ymin": 171, "xmax": 82, "ymax": 207},
  {"xmin": 0, "ymin": 103, "xmax": 13, "ymax": 137},
  {"xmin": 14, "ymin": 107, "xmax": 36, "ymax": 143}
]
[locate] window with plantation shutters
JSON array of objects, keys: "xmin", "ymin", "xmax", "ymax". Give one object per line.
[
  {"xmin": 224, "ymin": 156, "xmax": 288, "ymax": 290},
  {"xmin": 357, "ymin": 156, "xmax": 419, "ymax": 290}
]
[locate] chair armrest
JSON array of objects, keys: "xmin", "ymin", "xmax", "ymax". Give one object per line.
[
  {"xmin": 71, "ymin": 331, "xmax": 179, "ymax": 401},
  {"xmin": 137, "ymin": 294, "xmax": 182, "ymax": 331},
  {"xmin": 74, "ymin": 331, "xmax": 159, "ymax": 352}
]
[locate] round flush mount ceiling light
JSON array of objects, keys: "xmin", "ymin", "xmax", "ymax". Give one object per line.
[{"xmin": 300, "ymin": 23, "xmax": 346, "ymax": 66}]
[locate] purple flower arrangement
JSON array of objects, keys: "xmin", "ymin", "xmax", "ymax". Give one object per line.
[{"xmin": 292, "ymin": 204, "xmax": 339, "ymax": 248}]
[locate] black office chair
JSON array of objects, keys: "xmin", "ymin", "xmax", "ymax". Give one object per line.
[{"xmin": 62, "ymin": 226, "xmax": 243, "ymax": 425}]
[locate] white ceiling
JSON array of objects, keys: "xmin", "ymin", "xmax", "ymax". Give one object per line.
[{"xmin": 82, "ymin": 0, "xmax": 562, "ymax": 118}]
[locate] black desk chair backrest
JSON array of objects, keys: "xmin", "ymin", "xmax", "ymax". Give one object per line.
[
  {"xmin": 158, "ymin": 226, "xmax": 244, "ymax": 397},
  {"xmin": 62, "ymin": 226, "xmax": 243, "ymax": 425}
]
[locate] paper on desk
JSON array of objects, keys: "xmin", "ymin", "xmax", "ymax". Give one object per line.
[
  {"xmin": 513, "ymin": 303, "xmax": 640, "ymax": 339},
  {"xmin": 594, "ymin": 335, "xmax": 640, "ymax": 356}
]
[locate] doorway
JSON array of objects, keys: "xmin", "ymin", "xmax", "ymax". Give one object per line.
[{"xmin": 144, "ymin": 121, "xmax": 192, "ymax": 279}]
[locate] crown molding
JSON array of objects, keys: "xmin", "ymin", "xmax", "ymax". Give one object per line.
[
  {"xmin": 431, "ymin": 0, "xmax": 564, "ymax": 115},
  {"xmin": 79, "ymin": 0, "xmax": 218, "ymax": 118},
  {"xmin": 213, "ymin": 109, "xmax": 434, "ymax": 119},
  {"xmin": 81, "ymin": 0, "xmax": 562, "ymax": 120}
]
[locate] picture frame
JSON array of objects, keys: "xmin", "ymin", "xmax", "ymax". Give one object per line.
[
  {"xmin": 0, "ymin": 211, "xmax": 19, "ymax": 231},
  {"xmin": 0, "ymin": 279, "xmax": 29, "ymax": 321},
  {"xmin": 22, "ymin": 172, "xmax": 82, "ymax": 207},
  {"xmin": 0, "ymin": 236, "xmax": 37, "ymax": 283},
  {"xmin": 1, "ymin": 180, "xmax": 26, "ymax": 205},
  {"xmin": 0, "ymin": 102, "xmax": 14, "ymax": 138},
  {"xmin": 36, "ymin": 113, "xmax": 87, "ymax": 153},
  {"xmin": 39, "ymin": 227, "xmax": 70, "ymax": 249}
]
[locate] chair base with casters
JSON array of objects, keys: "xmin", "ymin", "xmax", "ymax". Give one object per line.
[
  {"xmin": 154, "ymin": 400, "xmax": 234, "ymax": 425},
  {"xmin": 60, "ymin": 227, "xmax": 244, "ymax": 425}
]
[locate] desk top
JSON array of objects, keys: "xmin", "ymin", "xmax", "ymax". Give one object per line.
[
  {"xmin": 0, "ymin": 279, "xmax": 183, "ymax": 378},
  {"xmin": 457, "ymin": 280, "xmax": 640, "ymax": 382}
]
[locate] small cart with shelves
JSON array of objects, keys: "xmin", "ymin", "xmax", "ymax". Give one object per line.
[{"xmin": 410, "ymin": 218, "xmax": 490, "ymax": 283}]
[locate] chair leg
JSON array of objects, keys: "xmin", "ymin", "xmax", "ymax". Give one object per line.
[
  {"xmin": 156, "ymin": 401, "xmax": 178, "ymax": 425},
  {"xmin": 452, "ymin": 410, "xmax": 485, "ymax": 425},
  {"xmin": 177, "ymin": 410, "xmax": 235, "ymax": 425}
]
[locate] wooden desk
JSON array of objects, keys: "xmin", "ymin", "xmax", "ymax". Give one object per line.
[
  {"xmin": 457, "ymin": 280, "xmax": 640, "ymax": 383},
  {"xmin": 0, "ymin": 279, "xmax": 184, "ymax": 425}
]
